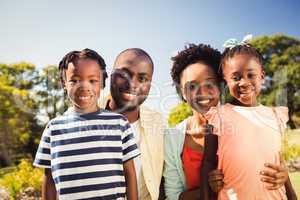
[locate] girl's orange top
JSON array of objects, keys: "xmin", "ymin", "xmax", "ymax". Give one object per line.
[{"xmin": 182, "ymin": 143, "xmax": 204, "ymax": 190}]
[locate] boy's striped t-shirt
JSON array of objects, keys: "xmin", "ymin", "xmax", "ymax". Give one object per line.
[{"xmin": 33, "ymin": 109, "xmax": 140, "ymax": 200}]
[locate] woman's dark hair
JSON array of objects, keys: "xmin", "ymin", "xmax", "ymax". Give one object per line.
[
  {"xmin": 220, "ymin": 43, "xmax": 264, "ymax": 76},
  {"xmin": 58, "ymin": 48, "xmax": 108, "ymax": 88},
  {"xmin": 171, "ymin": 43, "xmax": 221, "ymax": 101}
]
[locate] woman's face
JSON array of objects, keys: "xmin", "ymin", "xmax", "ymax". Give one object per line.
[{"xmin": 180, "ymin": 62, "xmax": 220, "ymax": 114}]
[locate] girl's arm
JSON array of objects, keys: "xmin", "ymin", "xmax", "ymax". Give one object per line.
[
  {"xmin": 42, "ymin": 169, "xmax": 57, "ymax": 200},
  {"xmin": 123, "ymin": 159, "xmax": 138, "ymax": 200}
]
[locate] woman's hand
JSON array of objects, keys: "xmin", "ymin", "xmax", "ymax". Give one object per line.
[
  {"xmin": 260, "ymin": 163, "xmax": 288, "ymax": 190},
  {"xmin": 208, "ymin": 169, "xmax": 224, "ymax": 193}
]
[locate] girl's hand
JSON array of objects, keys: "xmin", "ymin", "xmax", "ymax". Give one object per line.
[
  {"xmin": 260, "ymin": 163, "xmax": 288, "ymax": 190},
  {"xmin": 208, "ymin": 169, "xmax": 224, "ymax": 193}
]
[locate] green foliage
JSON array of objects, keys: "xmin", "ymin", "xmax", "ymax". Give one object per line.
[
  {"xmin": 250, "ymin": 34, "xmax": 300, "ymax": 128},
  {"xmin": 0, "ymin": 159, "xmax": 43, "ymax": 199},
  {"xmin": 282, "ymin": 130, "xmax": 300, "ymax": 161},
  {"xmin": 0, "ymin": 63, "xmax": 42, "ymax": 166},
  {"xmin": 35, "ymin": 65, "xmax": 67, "ymax": 121},
  {"xmin": 168, "ymin": 102, "xmax": 192, "ymax": 127}
]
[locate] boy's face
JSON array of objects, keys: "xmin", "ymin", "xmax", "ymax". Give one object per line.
[
  {"xmin": 223, "ymin": 54, "xmax": 264, "ymax": 106},
  {"xmin": 180, "ymin": 62, "xmax": 220, "ymax": 114},
  {"xmin": 64, "ymin": 59, "xmax": 102, "ymax": 113},
  {"xmin": 110, "ymin": 52, "xmax": 153, "ymax": 112}
]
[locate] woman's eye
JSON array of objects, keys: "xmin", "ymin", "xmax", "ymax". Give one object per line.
[
  {"xmin": 185, "ymin": 83, "xmax": 197, "ymax": 91},
  {"xmin": 232, "ymin": 76, "xmax": 240, "ymax": 82},
  {"xmin": 203, "ymin": 82, "xmax": 215, "ymax": 89}
]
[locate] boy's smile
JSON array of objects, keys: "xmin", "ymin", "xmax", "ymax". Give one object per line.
[{"xmin": 64, "ymin": 59, "xmax": 102, "ymax": 113}]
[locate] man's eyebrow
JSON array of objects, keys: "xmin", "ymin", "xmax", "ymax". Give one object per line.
[{"xmin": 138, "ymin": 72, "xmax": 148, "ymax": 76}]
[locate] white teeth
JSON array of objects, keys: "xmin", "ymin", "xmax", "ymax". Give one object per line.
[
  {"xmin": 79, "ymin": 96, "xmax": 89, "ymax": 100},
  {"xmin": 198, "ymin": 99, "xmax": 210, "ymax": 104}
]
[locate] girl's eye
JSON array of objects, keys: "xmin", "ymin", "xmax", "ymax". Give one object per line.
[{"xmin": 248, "ymin": 73, "xmax": 257, "ymax": 79}]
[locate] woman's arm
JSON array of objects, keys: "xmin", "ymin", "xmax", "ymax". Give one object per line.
[
  {"xmin": 164, "ymin": 132, "xmax": 186, "ymax": 200},
  {"xmin": 123, "ymin": 159, "xmax": 138, "ymax": 200}
]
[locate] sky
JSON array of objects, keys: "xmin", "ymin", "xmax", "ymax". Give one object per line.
[{"xmin": 0, "ymin": 0, "xmax": 299, "ymax": 117}]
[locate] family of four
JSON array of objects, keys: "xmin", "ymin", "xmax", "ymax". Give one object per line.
[{"xmin": 34, "ymin": 37, "xmax": 297, "ymax": 199}]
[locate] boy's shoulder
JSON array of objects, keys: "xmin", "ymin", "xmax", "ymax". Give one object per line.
[{"xmin": 47, "ymin": 109, "xmax": 128, "ymax": 127}]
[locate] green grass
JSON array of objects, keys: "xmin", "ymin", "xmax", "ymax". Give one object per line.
[
  {"xmin": 287, "ymin": 129, "xmax": 300, "ymax": 198},
  {"xmin": 286, "ymin": 129, "xmax": 300, "ymax": 145},
  {"xmin": 0, "ymin": 166, "xmax": 16, "ymax": 178},
  {"xmin": 290, "ymin": 172, "xmax": 300, "ymax": 198}
]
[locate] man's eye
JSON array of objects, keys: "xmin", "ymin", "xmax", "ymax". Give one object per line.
[{"xmin": 138, "ymin": 76, "xmax": 148, "ymax": 83}]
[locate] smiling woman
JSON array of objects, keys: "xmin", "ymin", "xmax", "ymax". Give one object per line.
[{"xmin": 164, "ymin": 43, "xmax": 222, "ymax": 200}]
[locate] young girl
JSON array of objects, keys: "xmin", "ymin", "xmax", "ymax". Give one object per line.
[{"xmin": 205, "ymin": 37, "xmax": 293, "ymax": 199}]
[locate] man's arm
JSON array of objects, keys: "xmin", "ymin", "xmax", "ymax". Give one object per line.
[
  {"xmin": 123, "ymin": 159, "xmax": 138, "ymax": 200},
  {"xmin": 42, "ymin": 168, "xmax": 57, "ymax": 200}
]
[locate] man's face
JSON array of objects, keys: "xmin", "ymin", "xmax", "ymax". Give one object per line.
[
  {"xmin": 110, "ymin": 52, "xmax": 153, "ymax": 112},
  {"xmin": 64, "ymin": 59, "xmax": 102, "ymax": 113}
]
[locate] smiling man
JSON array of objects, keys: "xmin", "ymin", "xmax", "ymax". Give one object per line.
[{"xmin": 99, "ymin": 48, "xmax": 165, "ymax": 200}]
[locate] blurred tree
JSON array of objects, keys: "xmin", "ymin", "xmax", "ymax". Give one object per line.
[
  {"xmin": 250, "ymin": 34, "xmax": 300, "ymax": 128},
  {"xmin": 0, "ymin": 63, "xmax": 41, "ymax": 166},
  {"xmin": 168, "ymin": 102, "xmax": 192, "ymax": 127},
  {"xmin": 35, "ymin": 65, "xmax": 67, "ymax": 121},
  {"xmin": 168, "ymin": 34, "xmax": 300, "ymax": 128}
]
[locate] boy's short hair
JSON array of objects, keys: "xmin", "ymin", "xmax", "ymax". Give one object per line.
[
  {"xmin": 58, "ymin": 48, "xmax": 108, "ymax": 88},
  {"xmin": 170, "ymin": 43, "xmax": 221, "ymax": 101},
  {"xmin": 220, "ymin": 44, "xmax": 264, "ymax": 76}
]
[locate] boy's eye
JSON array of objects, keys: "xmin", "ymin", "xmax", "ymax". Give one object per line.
[
  {"xmin": 89, "ymin": 80, "xmax": 99, "ymax": 84},
  {"xmin": 69, "ymin": 79, "xmax": 79, "ymax": 84}
]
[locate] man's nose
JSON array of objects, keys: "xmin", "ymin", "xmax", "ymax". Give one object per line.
[{"xmin": 130, "ymin": 76, "xmax": 139, "ymax": 90}]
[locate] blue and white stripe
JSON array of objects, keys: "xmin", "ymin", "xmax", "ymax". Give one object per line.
[{"xmin": 34, "ymin": 109, "xmax": 139, "ymax": 200}]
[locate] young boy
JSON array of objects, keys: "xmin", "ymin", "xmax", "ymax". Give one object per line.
[{"xmin": 34, "ymin": 49, "xmax": 139, "ymax": 200}]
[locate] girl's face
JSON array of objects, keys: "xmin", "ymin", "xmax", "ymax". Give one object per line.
[
  {"xmin": 223, "ymin": 54, "xmax": 265, "ymax": 107},
  {"xmin": 180, "ymin": 62, "xmax": 220, "ymax": 114}
]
